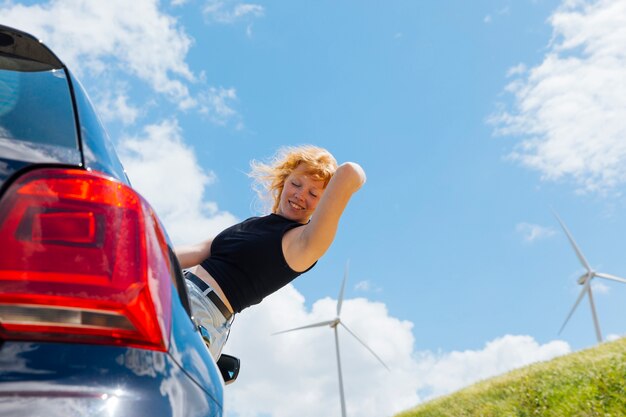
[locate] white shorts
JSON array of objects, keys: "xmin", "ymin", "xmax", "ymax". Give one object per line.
[{"xmin": 184, "ymin": 271, "xmax": 234, "ymax": 360}]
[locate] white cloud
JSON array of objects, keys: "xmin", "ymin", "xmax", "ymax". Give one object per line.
[
  {"xmin": 354, "ymin": 280, "xmax": 381, "ymax": 293},
  {"xmin": 200, "ymin": 86, "xmax": 241, "ymax": 127},
  {"xmin": 95, "ymin": 89, "xmax": 141, "ymax": 126},
  {"xmin": 591, "ymin": 279, "xmax": 610, "ymax": 294},
  {"xmin": 506, "ymin": 63, "xmax": 527, "ymax": 77},
  {"xmin": 516, "ymin": 222, "xmax": 557, "ymax": 242},
  {"xmin": 0, "ymin": 0, "xmax": 196, "ymax": 108},
  {"xmin": 225, "ymin": 287, "xmax": 420, "ymax": 417},
  {"xmin": 203, "ymin": 0, "xmax": 265, "ymax": 24},
  {"xmin": 117, "ymin": 119, "xmax": 238, "ymax": 245},
  {"xmin": 491, "ymin": 0, "xmax": 626, "ymax": 193},
  {"xmin": 354, "ymin": 280, "xmax": 371, "ymax": 291},
  {"xmin": 606, "ymin": 333, "xmax": 623, "ymax": 342},
  {"xmin": 223, "ymin": 286, "xmax": 571, "ymax": 417},
  {"xmin": 414, "ymin": 335, "xmax": 570, "ymax": 400},
  {"xmin": 483, "ymin": 6, "xmax": 510, "ymax": 24}
]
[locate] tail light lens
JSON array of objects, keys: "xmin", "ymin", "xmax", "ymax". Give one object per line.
[{"xmin": 0, "ymin": 168, "xmax": 172, "ymax": 351}]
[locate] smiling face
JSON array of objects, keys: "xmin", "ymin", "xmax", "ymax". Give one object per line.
[{"xmin": 276, "ymin": 163, "xmax": 326, "ymax": 223}]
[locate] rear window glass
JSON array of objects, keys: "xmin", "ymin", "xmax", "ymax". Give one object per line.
[{"xmin": 0, "ymin": 55, "xmax": 77, "ymax": 148}]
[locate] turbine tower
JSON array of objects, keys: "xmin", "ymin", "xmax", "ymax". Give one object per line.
[
  {"xmin": 554, "ymin": 211, "xmax": 626, "ymax": 343},
  {"xmin": 273, "ymin": 261, "xmax": 389, "ymax": 417}
]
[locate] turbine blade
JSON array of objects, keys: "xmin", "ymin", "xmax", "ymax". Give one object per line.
[
  {"xmin": 594, "ymin": 272, "xmax": 626, "ymax": 285},
  {"xmin": 552, "ymin": 210, "xmax": 592, "ymax": 272},
  {"xmin": 272, "ymin": 320, "xmax": 334, "ymax": 335},
  {"xmin": 337, "ymin": 260, "xmax": 349, "ymax": 317},
  {"xmin": 587, "ymin": 286, "xmax": 603, "ymax": 343},
  {"xmin": 339, "ymin": 322, "xmax": 390, "ymax": 371},
  {"xmin": 559, "ymin": 281, "xmax": 589, "ymax": 335}
]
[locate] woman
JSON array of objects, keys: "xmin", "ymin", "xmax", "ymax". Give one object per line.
[{"xmin": 175, "ymin": 145, "xmax": 365, "ymax": 359}]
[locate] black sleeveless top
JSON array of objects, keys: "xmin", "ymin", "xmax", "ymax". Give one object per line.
[{"xmin": 200, "ymin": 214, "xmax": 316, "ymax": 313}]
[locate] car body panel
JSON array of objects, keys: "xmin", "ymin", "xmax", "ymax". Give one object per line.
[
  {"xmin": 0, "ymin": 343, "xmax": 219, "ymax": 417},
  {"xmin": 0, "ymin": 144, "xmax": 82, "ymax": 191},
  {"xmin": 167, "ymin": 290, "xmax": 225, "ymax": 406}
]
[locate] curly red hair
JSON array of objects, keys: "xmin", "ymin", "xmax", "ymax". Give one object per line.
[{"xmin": 250, "ymin": 145, "xmax": 338, "ymax": 213}]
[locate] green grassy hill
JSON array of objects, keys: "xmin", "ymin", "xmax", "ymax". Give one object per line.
[{"xmin": 396, "ymin": 337, "xmax": 626, "ymax": 417}]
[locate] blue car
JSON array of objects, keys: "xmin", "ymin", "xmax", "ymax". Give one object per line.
[{"xmin": 0, "ymin": 24, "xmax": 238, "ymax": 417}]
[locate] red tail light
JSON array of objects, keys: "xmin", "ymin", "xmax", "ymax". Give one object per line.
[{"xmin": 0, "ymin": 168, "xmax": 172, "ymax": 351}]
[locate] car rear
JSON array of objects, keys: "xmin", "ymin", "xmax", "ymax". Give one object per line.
[{"xmin": 0, "ymin": 25, "xmax": 225, "ymax": 416}]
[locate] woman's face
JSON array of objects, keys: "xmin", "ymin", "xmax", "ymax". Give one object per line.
[{"xmin": 276, "ymin": 163, "xmax": 326, "ymax": 223}]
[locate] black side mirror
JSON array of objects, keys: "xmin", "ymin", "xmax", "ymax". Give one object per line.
[{"xmin": 217, "ymin": 354, "xmax": 240, "ymax": 385}]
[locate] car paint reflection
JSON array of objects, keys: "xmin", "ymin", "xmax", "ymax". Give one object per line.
[
  {"xmin": 0, "ymin": 339, "xmax": 221, "ymax": 417},
  {"xmin": 0, "ymin": 137, "xmax": 81, "ymax": 165}
]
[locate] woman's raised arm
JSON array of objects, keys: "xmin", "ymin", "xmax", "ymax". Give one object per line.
[{"xmin": 283, "ymin": 162, "xmax": 366, "ymax": 271}]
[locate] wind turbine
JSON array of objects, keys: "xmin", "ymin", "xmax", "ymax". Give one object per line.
[
  {"xmin": 273, "ymin": 261, "xmax": 389, "ymax": 417},
  {"xmin": 554, "ymin": 211, "xmax": 626, "ymax": 343}
]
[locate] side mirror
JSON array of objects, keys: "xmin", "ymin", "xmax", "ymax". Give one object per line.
[{"xmin": 217, "ymin": 354, "xmax": 240, "ymax": 385}]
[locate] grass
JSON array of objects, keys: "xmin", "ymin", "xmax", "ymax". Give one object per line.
[{"xmin": 395, "ymin": 337, "xmax": 626, "ymax": 417}]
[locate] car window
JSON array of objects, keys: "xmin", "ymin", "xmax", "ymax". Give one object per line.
[
  {"xmin": 70, "ymin": 72, "xmax": 129, "ymax": 184},
  {"xmin": 0, "ymin": 55, "xmax": 77, "ymax": 149}
]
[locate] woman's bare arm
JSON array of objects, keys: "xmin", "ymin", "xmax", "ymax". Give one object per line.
[
  {"xmin": 283, "ymin": 162, "xmax": 366, "ymax": 271},
  {"xmin": 174, "ymin": 239, "xmax": 213, "ymax": 269}
]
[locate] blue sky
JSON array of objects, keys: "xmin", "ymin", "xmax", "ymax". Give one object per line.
[{"xmin": 3, "ymin": 0, "xmax": 626, "ymax": 415}]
